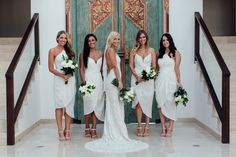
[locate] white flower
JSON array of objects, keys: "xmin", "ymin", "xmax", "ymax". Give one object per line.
[
  {"xmin": 71, "ymin": 65, "xmax": 75, "ymax": 69},
  {"xmin": 145, "ymin": 67, "xmax": 151, "ymax": 74}
]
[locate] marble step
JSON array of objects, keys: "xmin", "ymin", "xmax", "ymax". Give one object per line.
[
  {"xmin": 0, "ymin": 38, "xmax": 21, "ymax": 45},
  {"xmin": 213, "ymin": 36, "xmax": 236, "ymax": 44},
  {"xmin": 0, "ymin": 132, "xmax": 6, "ymax": 146},
  {"xmin": 0, "ymin": 61, "xmax": 12, "ymax": 74},
  {"xmin": 0, "ymin": 45, "xmax": 18, "ymax": 53},
  {"xmin": 0, "ymin": 104, "xmax": 6, "ymax": 119},
  {"xmin": 0, "ymin": 119, "xmax": 6, "ymax": 133}
]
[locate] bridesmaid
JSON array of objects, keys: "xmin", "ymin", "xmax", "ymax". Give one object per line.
[
  {"xmin": 155, "ymin": 33, "xmax": 181, "ymax": 137},
  {"xmin": 79, "ymin": 34, "xmax": 104, "ymax": 138},
  {"xmin": 129, "ymin": 30, "xmax": 156, "ymax": 137},
  {"xmin": 48, "ymin": 30, "xmax": 76, "ymax": 141}
]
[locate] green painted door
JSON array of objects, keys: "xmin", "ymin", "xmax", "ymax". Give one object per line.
[{"xmin": 71, "ymin": 0, "xmax": 163, "ymax": 123}]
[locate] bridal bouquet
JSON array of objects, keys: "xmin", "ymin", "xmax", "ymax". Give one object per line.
[
  {"xmin": 111, "ymin": 79, "xmax": 135, "ymax": 103},
  {"xmin": 174, "ymin": 86, "xmax": 189, "ymax": 106},
  {"xmin": 136, "ymin": 67, "xmax": 158, "ymax": 85},
  {"xmin": 79, "ymin": 81, "xmax": 96, "ymax": 96},
  {"xmin": 61, "ymin": 55, "xmax": 78, "ymax": 84}
]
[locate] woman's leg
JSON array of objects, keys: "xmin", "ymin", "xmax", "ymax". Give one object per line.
[
  {"xmin": 90, "ymin": 112, "xmax": 97, "ymax": 138},
  {"xmin": 135, "ymin": 103, "xmax": 143, "ymax": 136},
  {"xmin": 143, "ymin": 115, "xmax": 150, "ymax": 136},
  {"xmin": 55, "ymin": 108, "xmax": 65, "ymax": 140},
  {"xmin": 159, "ymin": 109, "xmax": 167, "ymax": 137},
  {"xmin": 84, "ymin": 114, "xmax": 91, "ymax": 137},
  {"xmin": 64, "ymin": 112, "xmax": 72, "ymax": 140},
  {"xmin": 166, "ymin": 119, "xmax": 174, "ymax": 137}
]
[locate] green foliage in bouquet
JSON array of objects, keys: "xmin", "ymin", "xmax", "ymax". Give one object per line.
[
  {"xmin": 111, "ymin": 79, "xmax": 135, "ymax": 103},
  {"xmin": 174, "ymin": 87, "xmax": 189, "ymax": 106}
]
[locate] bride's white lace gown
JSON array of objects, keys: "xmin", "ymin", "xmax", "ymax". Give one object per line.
[
  {"xmin": 85, "ymin": 54, "xmax": 148, "ymax": 153},
  {"xmin": 155, "ymin": 54, "xmax": 177, "ymax": 121}
]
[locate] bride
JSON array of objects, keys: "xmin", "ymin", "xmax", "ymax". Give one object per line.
[{"xmin": 85, "ymin": 32, "xmax": 149, "ymax": 153}]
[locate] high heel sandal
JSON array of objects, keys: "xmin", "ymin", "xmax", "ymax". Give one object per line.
[
  {"xmin": 143, "ymin": 127, "xmax": 150, "ymax": 137},
  {"xmin": 166, "ymin": 129, "xmax": 173, "ymax": 137},
  {"xmin": 85, "ymin": 128, "xmax": 91, "ymax": 137},
  {"xmin": 136, "ymin": 126, "xmax": 143, "ymax": 137},
  {"xmin": 65, "ymin": 130, "xmax": 71, "ymax": 140},
  {"xmin": 58, "ymin": 130, "xmax": 65, "ymax": 141},
  {"xmin": 90, "ymin": 128, "xmax": 97, "ymax": 138},
  {"xmin": 160, "ymin": 128, "xmax": 166, "ymax": 137}
]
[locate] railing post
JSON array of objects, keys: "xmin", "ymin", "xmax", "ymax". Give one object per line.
[
  {"xmin": 222, "ymin": 74, "xmax": 230, "ymax": 143},
  {"xmin": 6, "ymin": 74, "xmax": 15, "ymax": 145},
  {"xmin": 194, "ymin": 12, "xmax": 199, "ymax": 63},
  {"xmin": 34, "ymin": 14, "xmax": 40, "ymax": 63}
]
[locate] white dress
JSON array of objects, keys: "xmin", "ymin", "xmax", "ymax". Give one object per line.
[
  {"xmin": 53, "ymin": 50, "xmax": 76, "ymax": 118},
  {"xmin": 155, "ymin": 54, "xmax": 177, "ymax": 121},
  {"xmin": 131, "ymin": 53, "xmax": 154, "ymax": 118},
  {"xmin": 83, "ymin": 57, "xmax": 105, "ymax": 121},
  {"xmin": 85, "ymin": 54, "xmax": 148, "ymax": 153}
]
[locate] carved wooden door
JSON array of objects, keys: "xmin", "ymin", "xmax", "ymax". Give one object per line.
[{"xmin": 67, "ymin": 0, "xmax": 168, "ymax": 123}]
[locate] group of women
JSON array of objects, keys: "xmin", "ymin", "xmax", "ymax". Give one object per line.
[{"xmin": 48, "ymin": 30, "xmax": 182, "ymax": 149}]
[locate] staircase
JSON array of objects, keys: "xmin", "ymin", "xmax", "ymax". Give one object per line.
[
  {"xmin": 213, "ymin": 36, "xmax": 236, "ymax": 144},
  {"xmin": 0, "ymin": 38, "xmax": 21, "ymax": 145}
]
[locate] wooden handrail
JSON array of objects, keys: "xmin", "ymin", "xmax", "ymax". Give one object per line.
[
  {"xmin": 5, "ymin": 13, "xmax": 40, "ymax": 145},
  {"xmin": 194, "ymin": 12, "xmax": 230, "ymax": 143}
]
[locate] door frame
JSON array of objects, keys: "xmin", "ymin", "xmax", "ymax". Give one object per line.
[{"xmin": 65, "ymin": 0, "xmax": 169, "ymax": 41}]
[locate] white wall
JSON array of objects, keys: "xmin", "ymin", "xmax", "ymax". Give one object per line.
[
  {"xmin": 169, "ymin": 0, "xmax": 202, "ymax": 118},
  {"xmin": 14, "ymin": 35, "xmax": 41, "ymax": 136},
  {"xmin": 31, "ymin": 0, "xmax": 204, "ymax": 119},
  {"xmin": 16, "ymin": 64, "xmax": 41, "ymax": 136},
  {"xmin": 31, "ymin": 0, "xmax": 65, "ymax": 118}
]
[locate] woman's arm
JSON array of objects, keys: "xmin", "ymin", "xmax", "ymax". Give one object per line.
[
  {"xmin": 107, "ymin": 48, "xmax": 123, "ymax": 90},
  {"xmin": 79, "ymin": 53, "xmax": 85, "ymax": 83},
  {"xmin": 129, "ymin": 49, "xmax": 141, "ymax": 82},
  {"xmin": 48, "ymin": 48, "xmax": 68, "ymax": 80},
  {"xmin": 156, "ymin": 51, "xmax": 160, "ymax": 71},
  {"xmin": 174, "ymin": 51, "xmax": 181, "ymax": 83},
  {"xmin": 100, "ymin": 52, "xmax": 104, "ymax": 79},
  {"xmin": 150, "ymin": 48, "xmax": 157, "ymax": 69}
]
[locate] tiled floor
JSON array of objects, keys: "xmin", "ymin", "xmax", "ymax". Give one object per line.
[{"xmin": 0, "ymin": 122, "xmax": 235, "ymax": 157}]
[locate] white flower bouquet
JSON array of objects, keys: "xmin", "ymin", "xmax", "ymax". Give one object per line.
[
  {"xmin": 79, "ymin": 81, "xmax": 96, "ymax": 96},
  {"xmin": 111, "ymin": 79, "xmax": 135, "ymax": 103},
  {"xmin": 61, "ymin": 55, "xmax": 78, "ymax": 84},
  {"xmin": 136, "ymin": 67, "xmax": 158, "ymax": 85},
  {"xmin": 174, "ymin": 87, "xmax": 189, "ymax": 106}
]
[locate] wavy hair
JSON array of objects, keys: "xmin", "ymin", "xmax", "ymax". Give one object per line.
[
  {"xmin": 82, "ymin": 34, "xmax": 97, "ymax": 68},
  {"xmin": 158, "ymin": 33, "xmax": 177, "ymax": 58},
  {"xmin": 56, "ymin": 30, "xmax": 75, "ymax": 59},
  {"xmin": 136, "ymin": 30, "xmax": 149, "ymax": 48}
]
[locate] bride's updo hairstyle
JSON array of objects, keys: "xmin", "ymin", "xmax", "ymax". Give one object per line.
[{"xmin": 107, "ymin": 31, "xmax": 120, "ymax": 52}]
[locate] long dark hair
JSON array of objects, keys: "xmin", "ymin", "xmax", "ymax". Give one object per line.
[
  {"xmin": 56, "ymin": 30, "xmax": 75, "ymax": 59},
  {"xmin": 158, "ymin": 33, "xmax": 177, "ymax": 58},
  {"xmin": 136, "ymin": 30, "xmax": 149, "ymax": 48},
  {"xmin": 83, "ymin": 34, "xmax": 97, "ymax": 68}
]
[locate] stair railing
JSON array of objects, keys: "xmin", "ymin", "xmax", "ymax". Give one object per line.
[
  {"xmin": 5, "ymin": 13, "xmax": 40, "ymax": 145},
  {"xmin": 195, "ymin": 12, "xmax": 230, "ymax": 143}
]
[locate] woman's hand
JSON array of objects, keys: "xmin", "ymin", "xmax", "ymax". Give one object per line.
[
  {"xmin": 135, "ymin": 76, "xmax": 143, "ymax": 83},
  {"xmin": 63, "ymin": 74, "xmax": 71, "ymax": 81},
  {"xmin": 177, "ymin": 81, "xmax": 182, "ymax": 88},
  {"xmin": 118, "ymin": 80, "xmax": 123, "ymax": 90}
]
